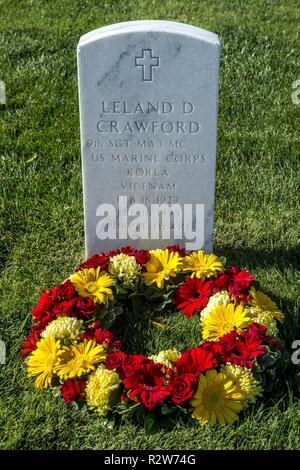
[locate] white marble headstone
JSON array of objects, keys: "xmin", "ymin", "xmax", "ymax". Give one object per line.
[{"xmin": 78, "ymin": 20, "xmax": 220, "ymax": 257}]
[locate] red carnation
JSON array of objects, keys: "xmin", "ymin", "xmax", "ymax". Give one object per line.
[
  {"xmin": 107, "ymin": 246, "xmax": 151, "ymax": 266},
  {"xmin": 169, "ymin": 373, "xmax": 198, "ymax": 405},
  {"xmin": 81, "ymin": 326, "xmax": 113, "ymax": 344},
  {"xmin": 20, "ymin": 331, "xmax": 39, "ymax": 359},
  {"xmin": 122, "ymin": 354, "xmax": 149, "ymax": 377},
  {"xmin": 80, "ymin": 326, "xmax": 121, "ymax": 353},
  {"xmin": 106, "ymin": 352, "xmax": 126, "ymax": 377},
  {"xmin": 60, "ymin": 378, "xmax": 86, "ymax": 405},
  {"xmin": 77, "ymin": 253, "xmax": 109, "ymax": 271},
  {"xmin": 123, "ymin": 359, "xmax": 170, "ymax": 410},
  {"xmin": 174, "ymin": 278, "xmax": 212, "ymax": 317},
  {"xmin": 54, "ymin": 279, "xmax": 77, "ymax": 300},
  {"xmin": 174, "ymin": 346, "xmax": 218, "ymax": 375},
  {"xmin": 166, "ymin": 245, "xmax": 186, "ymax": 257},
  {"xmin": 75, "ymin": 296, "xmax": 97, "ymax": 319},
  {"xmin": 30, "ymin": 313, "xmax": 54, "ymax": 336},
  {"xmin": 133, "ymin": 249, "xmax": 151, "ymax": 266},
  {"xmin": 32, "ymin": 290, "xmax": 54, "ymax": 320},
  {"xmin": 53, "ymin": 298, "xmax": 78, "ymax": 316}
]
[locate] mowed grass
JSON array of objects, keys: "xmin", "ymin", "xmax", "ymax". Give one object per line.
[{"xmin": 0, "ymin": 0, "xmax": 300, "ymax": 450}]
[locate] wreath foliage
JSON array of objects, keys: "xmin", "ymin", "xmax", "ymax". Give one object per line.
[{"xmin": 21, "ymin": 246, "xmax": 289, "ymax": 432}]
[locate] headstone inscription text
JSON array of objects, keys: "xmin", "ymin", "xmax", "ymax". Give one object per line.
[{"xmin": 78, "ymin": 20, "xmax": 220, "ymax": 256}]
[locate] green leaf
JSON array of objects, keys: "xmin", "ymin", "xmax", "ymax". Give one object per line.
[
  {"xmin": 144, "ymin": 413, "xmax": 161, "ymax": 434},
  {"xmin": 161, "ymin": 404, "xmax": 177, "ymax": 416}
]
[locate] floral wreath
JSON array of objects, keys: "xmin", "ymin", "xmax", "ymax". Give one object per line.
[{"xmin": 21, "ymin": 245, "xmax": 288, "ymax": 431}]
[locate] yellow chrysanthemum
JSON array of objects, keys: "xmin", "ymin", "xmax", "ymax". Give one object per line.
[
  {"xmin": 201, "ymin": 290, "xmax": 231, "ymax": 321},
  {"xmin": 190, "ymin": 369, "xmax": 244, "ymax": 426},
  {"xmin": 108, "ymin": 253, "xmax": 141, "ymax": 286},
  {"xmin": 55, "ymin": 339, "xmax": 106, "ymax": 379},
  {"xmin": 143, "ymin": 249, "xmax": 182, "ymax": 288},
  {"xmin": 70, "ymin": 267, "xmax": 115, "ymax": 304},
  {"xmin": 86, "ymin": 364, "xmax": 121, "ymax": 415},
  {"xmin": 27, "ymin": 336, "xmax": 62, "ymax": 389},
  {"xmin": 250, "ymin": 287, "xmax": 284, "ymax": 323},
  {"xmin": 41, "ymin": 316, "xmax": 83, "ymax": 342},
  {"xmin": 150, "ymin": 349, "xmax": 181, "ymax": 369},
  {"xmin": 250, "ymin": 308, "xmax": 279, "ymax": 337},
  {"xmin": 201, "ymin": 303, "xmax": 251, "ymax": 341},
  {"xmin": 221, "ymin": 364, "xmax": 262, "ymax": 405},
  {"xmin": 182, "ymin": 250, "xmax": 223, "ymax": 280}
]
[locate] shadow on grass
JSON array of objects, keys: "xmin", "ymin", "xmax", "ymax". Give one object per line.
[
  {"xmin": 215, "ymin": 244, "xmax": 300, "ymax": 270},
  {"xmin": 216, "ymin": 244, "xmax": 300, "ymax": 345}
]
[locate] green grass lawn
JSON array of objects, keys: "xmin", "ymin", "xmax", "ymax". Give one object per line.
[{"xmin": 0, "ymin": 0, "xmax": 300, "ymax": 450}]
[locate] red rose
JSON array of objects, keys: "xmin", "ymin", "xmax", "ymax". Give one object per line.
[
  {"xmin": 247, "ymin": 322, "xmax": 268, "ymax": 339},
  {"xmin": 60, "ymin": 378, "xmax": 86, "ymax": 404},
  {"xmin": 169, "ymin": 373, "xmax": 198, "ymax": 405}
]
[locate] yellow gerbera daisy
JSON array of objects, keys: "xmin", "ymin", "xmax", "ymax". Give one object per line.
[
  {"xmin": 70, "ymin": 267, "xmax": 115, "ymax": 304},
  {"xmin": 55, "ymin": 339, "xmax": 106, "ymax": 380},
  {"xmin": 201, "ymin": 303, "xmax": 251, "ymax": 341},
  {"xmin": 143, "ymin": 249, "xmax": 182, "ymax": 288},
  {"xmin": 86, "ymin": 365, "xmax": 121, "ymax": 415},
  {"xmin": 27, "ymin": 336, "xmax": 62, "ymax": 389},
  {"xmin": 250, "ymin": 287, "xmax": 284, "ymax": 323},
  {"xmin": 182, "ymin": 250, "xmax": 223, "ymax": 280},
  {"xmin": 191, "ymin": 369, "xmax": 244, "ymax": 426}
]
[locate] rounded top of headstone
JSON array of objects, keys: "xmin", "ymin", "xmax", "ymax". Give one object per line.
[{"xmin": 78, "ymin": 20, "xmax": 220, "ymax": 48}]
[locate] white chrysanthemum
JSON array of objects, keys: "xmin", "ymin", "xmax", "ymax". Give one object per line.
[
  {"xmin": 150, "ymin": 349, "xmax": 181, "ymax": 369},
  {"xmin": 201, "ymin": 290, "xmax": 231, "ymax": 321},
  {"xmin": 41, "ymin": 316, "xmax": 83, "ymax": 341},
  {"xmin": 108, "ymin": 253, "xmax": 141, "ymax": 286},
  {"xmin": 222, "ymin": 364, "xmax": 262, "ymax": 405},
  {"xmin": 249, "ymin": 307, "xmax": 279, "ymax": 337}
]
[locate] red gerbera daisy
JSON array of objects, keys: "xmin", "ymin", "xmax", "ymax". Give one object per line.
[
  {"xmin": 174, "ymin": 346, "xmax": 218, "ymax": 375},
  {"xmin": 174, "ymin": 278, "xmax": 212, "ymax": 317},
  {"xmin": 20, "ymin": 331, "xmax": 39, "ymax": 359},
  {"xmin": 123, "ymin": 358, "xmax": 170, "ymax": 410},
  {"xmin": 217, "ymin": 327, "xmax": 267, "ymax": 368}
]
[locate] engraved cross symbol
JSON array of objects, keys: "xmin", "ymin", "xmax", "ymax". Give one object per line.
[{"xmin": 135, "ymin": 49, "xmax": 159, "ymax": 81}]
